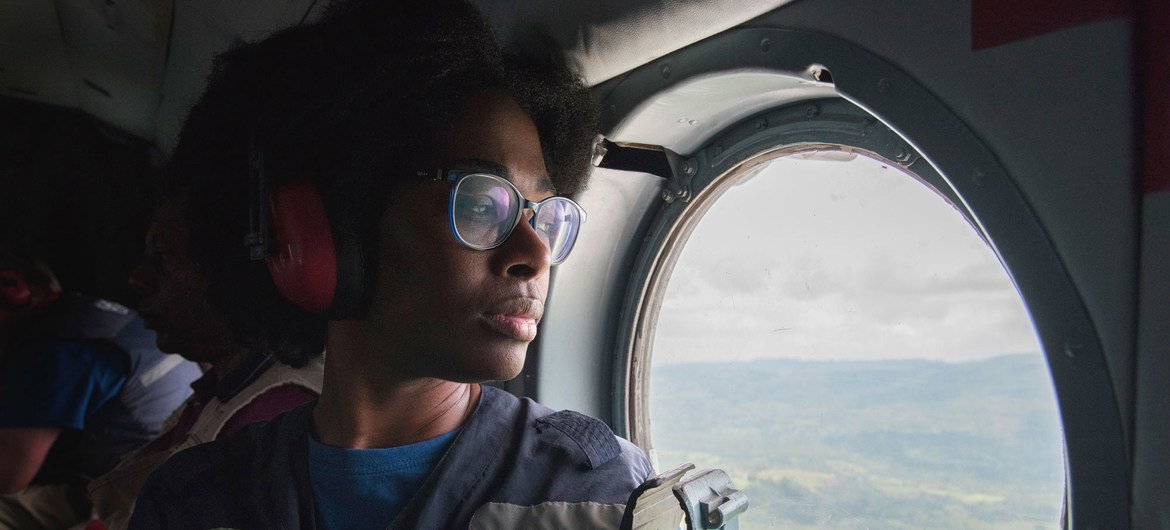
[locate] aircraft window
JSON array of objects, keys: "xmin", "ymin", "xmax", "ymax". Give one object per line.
[{"xmin": 645, "ymin": 151, "xmax": 1065, "ymax": 528}]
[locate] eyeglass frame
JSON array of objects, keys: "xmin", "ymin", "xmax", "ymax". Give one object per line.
[{"xmin": 415, "ymin": 169, "xmax": 588, "ymax": 261}]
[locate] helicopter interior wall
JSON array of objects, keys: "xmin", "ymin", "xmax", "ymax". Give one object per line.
[
  {"xmin": 1134, "ymin": 191, "xmax": 1170, "ymax": 527},
  {"xmin": 535, "ymin": 0, "xmax": 1139, "ymax": 437},
  {"xmin": 539, "ymin": 0, "xmax": 1138, "ymax": 431},
  {"xmin": 540, "ymin": 0, "xmax": 1153, "ymax": 525},
  {"xmin": 752, "ymin": 0, "xmax": 1138, "ymax": 445},
  {"xmin": 751, "ymin": 2, "xmax": 1168, "ymax": 522}
]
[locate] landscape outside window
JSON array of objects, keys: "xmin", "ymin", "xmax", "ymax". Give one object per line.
[{"xmin": 649, "ymin": 153, "xmax": 1065, "ymax": 529}]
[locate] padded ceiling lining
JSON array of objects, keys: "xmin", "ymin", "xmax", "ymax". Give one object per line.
[
  {"xmin": 0, "ymin": 2, "xmax": 78, "ymax": 108},
  {"xmin": 1, "ymin": 0, "xmax": 796, "ymax": 153},
  {"xmin": 477, "ymin": 0, "xmax": 795, "ymax": 85},
  {"xmin": 610, "ymin": 71, "xmax": 836, "ymax": 154},
  {"xmin": 57, "ymin": 0, "xmax": 172, "ymax": 139}
]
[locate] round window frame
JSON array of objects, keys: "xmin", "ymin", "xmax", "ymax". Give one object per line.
[
  {"xmin": 599, "ymin": 27, "xmax": 1129, "ymax": 528},
  {"xmin": 622, "ymin": 98, "xmax": 966, "ymax": 449}
]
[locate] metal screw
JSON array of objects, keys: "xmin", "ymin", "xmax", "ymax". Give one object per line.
[
  {"xmin": 760, "ymin": 38, "xmax": 772, "ymax": 53},
  {"xmin": 805, "ymin": 105, "xmax": 820, "ymax": 118},
  {"xmin": 683, "ymin": 160, "xmax": 696, "ymax": 175},
  {"xmin": 894, "ymin": 147, "xmax": 912, "ymax": 163},
  {"xmin": 860, "ymin": 118, "xmax": 876, "ymax": 137},
  {"xmin": 755, "ymin": 117, "xmax": 768, "ymax": 130},
  {"xmin": 661, "ymin": 189, "xmax": 676, "ymax": 203},
  {"xmin": 877, "ymin": 78, "xmax": 891, "ymax": 94},
  {"xmin": 659, "ymin": 63, "xmax": 672, "ymax": 79},
  {"xmin": 972, "ymin": 168, "xmax": 986, "ymax": 187},
  {"xmin": 675, "ymin": 186, "xmax": 691, "ymax": 200}
]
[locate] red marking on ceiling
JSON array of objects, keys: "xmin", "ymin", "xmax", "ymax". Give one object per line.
[
  {"xmin": 972, "ymin": 0, "xmax": 1132, "ymax": 50},
  {"xmin": 973, "ymin": 0, "xmax": 1168, "ymax": 195},
  {"xmin": 1140, "ymin": 0, "xmax": 1170, "ymax": 194}
]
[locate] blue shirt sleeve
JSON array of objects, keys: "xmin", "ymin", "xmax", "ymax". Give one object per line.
[{"xmin": 0, "ymin": 340, "xmax": 129, "ymax": 429}]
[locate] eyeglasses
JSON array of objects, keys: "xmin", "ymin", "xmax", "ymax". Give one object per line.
[{"xmin": 417, "ymin": 169, "xmax": 587, "ymax": 265}]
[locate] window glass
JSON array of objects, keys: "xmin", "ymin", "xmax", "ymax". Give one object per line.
[{"xmin": 648, "ymin": 152, "xmax": 1065, "ymax": 529}]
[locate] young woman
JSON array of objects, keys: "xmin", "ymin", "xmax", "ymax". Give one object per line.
[{"xmin": 129, "ymin": 2, "xmax": 652, "ymax": 528}]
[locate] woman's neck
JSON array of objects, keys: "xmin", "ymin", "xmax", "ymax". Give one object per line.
[{"xmin": 312, "ymin": 348, "xmax": 480, "ymax": 448}]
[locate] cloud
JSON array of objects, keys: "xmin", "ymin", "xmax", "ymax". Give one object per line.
[{"xmin": 650, "ymin": 155, "xmax": 1040, "ymax": 365}]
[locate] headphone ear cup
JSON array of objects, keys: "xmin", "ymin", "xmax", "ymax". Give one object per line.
[
  {"xmin": 325, "ymin": 219, "xmax": 368, "ymax": 319},
  {"xmin": 0, "ymin": 269, "xmax": 32, "ymax": 323},
  {"xmin": 0, "ymin": 270, "xmax": 31, "ymax": 308},
  {"xmin": 267, "ymin": 181, "xmax": 338, "ymax": 313}
]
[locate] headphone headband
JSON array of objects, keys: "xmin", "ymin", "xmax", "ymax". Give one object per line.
[{"xmin": 244, "ymin": 128, "xmax": 270, "ymax": 261}]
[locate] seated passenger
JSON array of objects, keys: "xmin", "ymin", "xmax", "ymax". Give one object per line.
[
  {"xmin": 129, "ymin": 1, "xmax": 653, "ymax": 528},
  {"xmin": 86, "ymin": 188, "xmax": 327, "ymax": 529},
  {"xmin": 0, "ymin": 251, "xmax": 200, "ymax": 530}
]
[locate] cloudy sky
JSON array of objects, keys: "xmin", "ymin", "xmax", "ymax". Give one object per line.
[{"xmin": 652, "ymin": 154, "xmax": 1041, "ymax": 365}]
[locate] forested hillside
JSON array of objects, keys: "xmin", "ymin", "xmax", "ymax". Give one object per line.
[{"xmin": 650, "ymin": 354, "xmax": 1065, "ymax": 529}]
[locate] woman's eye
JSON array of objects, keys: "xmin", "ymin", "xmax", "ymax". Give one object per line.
[
  {"xmin": 458, "ymin": 194, "xmax": 499, "ymax": 222},
  {"xmin": 470, "ymin": 195, "xmax": 495, "ymax": 216}
]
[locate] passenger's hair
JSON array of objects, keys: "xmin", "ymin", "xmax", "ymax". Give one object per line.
[{"xmin": 170, "ymin": 0, "xmax": 597, "ymax": 342}]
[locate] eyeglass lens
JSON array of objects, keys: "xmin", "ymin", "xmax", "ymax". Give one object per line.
[{"xmin": 450, "ymin": 173, "xmax": 582, "ymax": 264}]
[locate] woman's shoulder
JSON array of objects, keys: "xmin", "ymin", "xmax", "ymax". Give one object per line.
[
  {"xmin": 458, "ymin": 389, "xmax": 655, "ymax": 528},
  {"xmin": 478, "ymin": 386, "xmax": 655, "ymax": 498}
]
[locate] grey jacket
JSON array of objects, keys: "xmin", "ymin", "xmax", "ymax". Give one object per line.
[{"xmin": 129, "ymin": 385, "xmax": 654, "ymax": 529}]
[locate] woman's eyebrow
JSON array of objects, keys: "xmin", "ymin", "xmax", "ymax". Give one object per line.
[
  {"xmin": 452, "ymin": 158, "xmax": 556, "ymax": 193},
  {"xmin": 452, "ymin": 158, "xmax": 512, "ymax": 179}
]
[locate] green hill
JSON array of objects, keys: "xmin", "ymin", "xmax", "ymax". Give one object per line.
[{"xmin": 649, "ymin": 354, "xmax": 1065, "ymax": 529}]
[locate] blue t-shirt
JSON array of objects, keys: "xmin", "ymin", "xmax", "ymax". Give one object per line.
[
  {"xmin": 0, "ymin": 340, "xmax": 128, "ymax": 429},
  {"xmin": 308, "ymin": 429, "xmax": 460, "ymax": 530}
]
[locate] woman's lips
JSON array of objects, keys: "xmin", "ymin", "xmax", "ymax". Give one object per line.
[
  {"xmin": 478, "ymin": 314, "xmax": 538, "ymax": 341},
  {"xmin": 480, "ymin": 297, "xmax": 543, "ymax": 341}
]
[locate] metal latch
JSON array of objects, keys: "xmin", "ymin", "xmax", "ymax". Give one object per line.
[
  {"xmin": 592, "ymin": 137, "xmax": 697, "ymax": 204},
  {"xmin": 676, "ymin": 468, "xmax": 749, "ymax": 529},
  {"xmin": 621, "ymin": 463, "xmax": 749, "ymax": 530}
]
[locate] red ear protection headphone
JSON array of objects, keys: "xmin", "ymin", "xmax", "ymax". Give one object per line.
[
  {"xmin": 245, "ymin": 133, "xmax": 368, "ymax": 317},
  {"xmin": 0, "ymin": 267, "xmax": 33, "ymax": 323}
]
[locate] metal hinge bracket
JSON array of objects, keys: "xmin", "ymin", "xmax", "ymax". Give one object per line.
[{"xmin": 592, "ymin": 136, "xmax": 697, "ymax": 204}]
